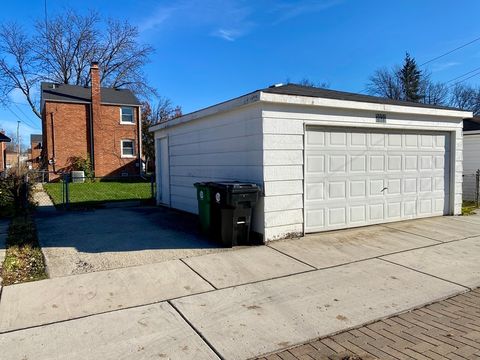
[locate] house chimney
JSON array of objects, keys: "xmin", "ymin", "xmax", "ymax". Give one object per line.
[
  {"xmin": 90, "ymin": 61, "xmax": 101, "ymax": 174},
  {"xmin": 90, "ymin": 61, "xmax": 100, "ymax": 105}
]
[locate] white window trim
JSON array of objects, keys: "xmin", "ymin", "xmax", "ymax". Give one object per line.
[
  {"xmin": 120, "ymin": 107, "xmax": 135, "ymax": 125},
  {"xmin": 120, "ymin": 139, "xmax": 136, "ymax": 158}
]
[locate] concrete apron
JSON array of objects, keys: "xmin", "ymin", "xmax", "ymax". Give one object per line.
[
  {"xmin": 382, "ymin": 216, "xmax": 480, "ymax": 242},
  {"xmin": 0, "ymin": 259, "xmax": 214, "ymax": 333},
  {"xmin": 0, "ymin": 302, "xmax": 220, "ymax": 360},
  {"xmin": 172, "ymin": 258, "xmax": 466, "ymax": 360},
  {"xmin": 1, "ymin": 215, "xmax": 479, "ymax": 359}
]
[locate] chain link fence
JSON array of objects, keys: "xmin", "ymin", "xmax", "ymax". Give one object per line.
[{"xmin": 29, "ymin": 171, "xmax": 155, "ymax": 209}]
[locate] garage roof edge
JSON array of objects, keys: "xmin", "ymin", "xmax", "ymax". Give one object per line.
[
  {"xmin": 259, "ymin": 92, "xmax": 472, "ymax": 118},
  {"xmin": 150, "ymin": 85, "xmax": 472, "ymax": 132}
]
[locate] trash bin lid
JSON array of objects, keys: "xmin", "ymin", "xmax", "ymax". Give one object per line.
[{"xmin": 209, "ymin": 181, "xmax": 260, "ymax": 193}]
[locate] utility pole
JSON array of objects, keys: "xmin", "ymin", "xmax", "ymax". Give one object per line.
[{"xmin": 16, "ymin": 120, "xmax": 20, "ymax": 173}]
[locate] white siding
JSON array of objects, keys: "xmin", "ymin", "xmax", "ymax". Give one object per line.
[
  {"xmin": 463, "ymin": 133, "xmax": 480, "ymax": 201},
  {"xmin": 154, "ymin": 104, "xmax": 265, "ymax": 233},
  {"xmin": 153, "ymin": 97, "xmax": 465, "ymax": 243},
  {"xmin": 261, "ymin": 103, "xmax": 464, "ymax": 241}
]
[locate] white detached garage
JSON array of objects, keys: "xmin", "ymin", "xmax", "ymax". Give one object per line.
[{"xmin": 150, "ymin": 84, "xmax": 471, "ymax": 242}]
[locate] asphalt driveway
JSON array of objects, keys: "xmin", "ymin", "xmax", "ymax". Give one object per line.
[{"xmin": 35, "ymin": 206, "xmax": 228, "ymax": 277}]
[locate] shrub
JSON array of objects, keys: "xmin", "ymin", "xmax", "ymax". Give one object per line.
[
  {"xmin": 0, "ymin": 172, "xmax": 32, "ymax": 216},
  {"xmin": 69, "ymin": 155, "xmax": 94, "ymax": 179}
]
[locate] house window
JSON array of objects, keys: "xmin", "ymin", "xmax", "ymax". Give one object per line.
[
  {"xmin": 121, "ymin": 139, "xmax": 135, "ymax": 157},
  {"xmin": 120, "ymin": 107, "xmax": 134, "ymax": 124}
]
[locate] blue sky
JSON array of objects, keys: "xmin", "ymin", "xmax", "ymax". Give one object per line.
[{"xmin": 1, "ymin": 0, "xmax": 480, "ymax": 145}]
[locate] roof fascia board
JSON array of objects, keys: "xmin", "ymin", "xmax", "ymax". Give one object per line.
[
  {"xmin": 150, "ymin": 91, "xmax": 261, "ymax": 132},
  {"xmin": 150, "ymin": 90, "xmax": 472, "ymax": 134},
  {"xmin": 259, "ymin": 92, "xmax": 472, "ymax": 118}
]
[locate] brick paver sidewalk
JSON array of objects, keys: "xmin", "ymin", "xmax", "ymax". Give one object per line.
[{"xmin": 257, "ymin": 289, "xmax": 480, "ymax": 360}]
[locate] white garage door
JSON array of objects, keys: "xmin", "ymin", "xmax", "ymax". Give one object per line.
[{"xmin": 305, "ymin": 126, "xmax": 451, "ymax": 233}]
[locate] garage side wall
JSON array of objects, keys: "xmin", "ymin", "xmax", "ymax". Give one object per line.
[
  {"xmin": 462, "ymin": 133, "xmax": 480, "ymax": 201},
  {"xmin": 154, "ymin": 104, "xmax": 265, "ymax": 235},
  {"xmin": 261, "ymin": 103, "xmax": 463, "ymax": 242}
]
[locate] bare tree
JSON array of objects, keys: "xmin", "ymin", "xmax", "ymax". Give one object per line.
[
  {"xmin": 367, "ymin": 56, "xmax": 451, "ymax": 106},
  {"xmin": 450, "ymin": 84, "xmax": 480, "ymax": 115},
  {"xmin": 420, "ymin": 72, "xmax": 449, "ymax": 105},
  {"xmin": 297, "ymin": 78, "xmax": 330, "ymax": 88},
  {"xmin": 0, "ymin": 10, "xmax": 155, "ymax": 119},
  {"xmin": 366, "ymin": 67, "xmax": 402, "ymax": 100},
  {"xmin": 141, "ymin": 99, "xmax": 182, "ymax": 173},
  {"xmin": 422, "ymin": 82, "xmax": 449, "ymax": 105}
]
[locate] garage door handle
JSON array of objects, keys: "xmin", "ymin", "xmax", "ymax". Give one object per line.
[{"xmin": 381, "ymin": 187, "xmax": 388, "ymax": 192}]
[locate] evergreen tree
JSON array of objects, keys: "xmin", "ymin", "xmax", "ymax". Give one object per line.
[{"xmin": 398, "ymin": 53, "xmax": 422, "ymax": 102}]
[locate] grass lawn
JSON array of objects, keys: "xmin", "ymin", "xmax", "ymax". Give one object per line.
[
  {"xmin": 462, "ymin": 201, "xmax": 478, "ymax": 216},
  {"xmin": 44, "ymin": 181, "xmax": 153, "ymax": 206}
]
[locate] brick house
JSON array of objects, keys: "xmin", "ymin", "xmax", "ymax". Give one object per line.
[
  {"xmin": 28, "ymin": 134, "xmax": 42, "ymax": 170},
  {"xmin": 0, "ymin": 131, "xmax": 11, "ymax": 173},
  {"xmin": 40, "ymin": 62, "xmax": 142, "ymax": 179}
]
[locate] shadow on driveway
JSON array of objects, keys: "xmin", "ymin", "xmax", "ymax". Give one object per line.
[{"xmin": 35, "ymin": 206, "xmax": 229, "ymax": 277}]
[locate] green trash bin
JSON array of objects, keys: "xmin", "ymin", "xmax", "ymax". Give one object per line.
[{"xmin": 194, "ymin": 182, "xmax": 211, "ymax": 234}]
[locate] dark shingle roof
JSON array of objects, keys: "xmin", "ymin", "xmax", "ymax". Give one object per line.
[
  {"xmin": 464, "ymin": 117, "xmax": 480, "ymax": 131},
  {"xmin": 262, "ymin": 84, "xmax": 464, "ymax": 112},
  {"xmin": 30, "ymin": 134, "xmax": 42, "ymax": 143},
  {"xmin": 0, "ymin": 133, "xmax": 11, "ymax": 142},
  {"xmin": 41, "ymin": 82, "xmax": 141, "ymax": 106}
]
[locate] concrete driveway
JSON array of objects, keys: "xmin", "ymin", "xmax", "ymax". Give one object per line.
[
  {"xmin": 1, "ymin": 214, "xmax": 480, "ymax": 359},
  {"xmin": 35, "ymin": 206, "xmax": 229, "ymax": 277}
]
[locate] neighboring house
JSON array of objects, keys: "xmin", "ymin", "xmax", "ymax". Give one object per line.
[
  {"xmin": 40, "ymin": 62, "xmax": 142, "ymax": 180},
  {"xmin": 5, "ymin": 150, "xmax": 20, "ymax": 170},
  {"xmin": 0, "ymin": 132, "xmax": 11, "ymax": 173},
  {"xmin": 28, "ymin": 134, "xmax": 43, "ymax": 170},
  {"xmin": 462, "ymin": 117, "xmax": 480, "ymax": 201},
  {"xmin": 151, "ymin": 84, "xmax": 471, "ymax": 242}
]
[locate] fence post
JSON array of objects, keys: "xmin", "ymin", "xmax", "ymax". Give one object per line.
[
  {"xmin": 62, "ymin": 174, "xmax": 65, "ymax": 208},
  {"xmin": 22, "ymin": 174, "xmax": 29, "ymax": 213},
  {"xmin": 65, "ymin": 173, "xmax": 70, "ymax": 209},
  {"xmin": 150, "ymin": 174, "xmax": 155, "ymax": 200},
  {"xmin": 476, "ymin": 169, "xmax": 480, "ymax": 208}
]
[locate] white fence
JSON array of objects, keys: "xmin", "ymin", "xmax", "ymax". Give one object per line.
[{"xmin": 463, "ymin": 170, "xmax": 480, "ymax": 204}]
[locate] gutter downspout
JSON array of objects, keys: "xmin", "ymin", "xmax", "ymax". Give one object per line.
[
  {"xmin": 50, "ymin": 112, "xmax": 57, "ymax": 174},
  {"xmin": 137, "ymin": 106, "xmax": 142, "ymax": 175}
]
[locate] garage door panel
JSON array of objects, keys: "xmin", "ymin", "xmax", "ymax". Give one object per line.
[
  {"xmin": 350, "ymin": 205, "xmax": 366, "ymax": 223},
  {"xmin": 350, "ymin": 180, "xmax": 367, "ymax": 198},
  {"xmin": 370, "ymin": 133, "xmax": 386, "ymax": 147},
  {"xmin": 305, "ymin": 127, "xmax": 451, "ymax": 233},
  {"xmin": 387, "ymin": 202, "xmax": 401, "ymax": 219},
  {"xmin": 350, "ymin": 155, "xmax": 367, "ymax": 172},
  {"xmin": 328, "ymin": 131, "xmax": 347, "ymax": 146},
  {"xmin": 306, "ymin": 209, "xmax": 324, "ymax": 228},
  {"xmin": 328, "ymin": 207, "xmax": 347, "ymax": 226},
  {"xmin": 329, "ymin": 155, "xmax": 347, "ymax": 173},
  {"xmin": 387, "ymin": 155, "xmax": 402, "ymax": 171},
  {"xmin": 329, "ymin": 181, "xmax": 346, "ymax": 199},
  {"xmin": 306, "ymin": 155, "xmax": 325, "ymax": 173},
  {"xmin": 351, "ymin": 132, "xmax": 367, "ymax": 146},
  {"xmin": 369, "ymin": 203, "xmax": 385, "ymax": 221}
]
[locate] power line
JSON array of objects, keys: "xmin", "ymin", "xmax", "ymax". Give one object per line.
[
  {"xmin": 4, "ymin": 104, "xmax": 38, "ymax": 130},
  {"xmin": 420, "ymin": 35, "xmax": 480, "ymax": 67},
  {"xmin": 445, "ymin": 66, "xmax": 480, "ymax": 84},
  {"xmin": 448, "ymin": 69, "xmax": 480, "ymax": 88},
  {"xmin": 12, "ymin": 102, "xmax": 39, "ymax": 129}
]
